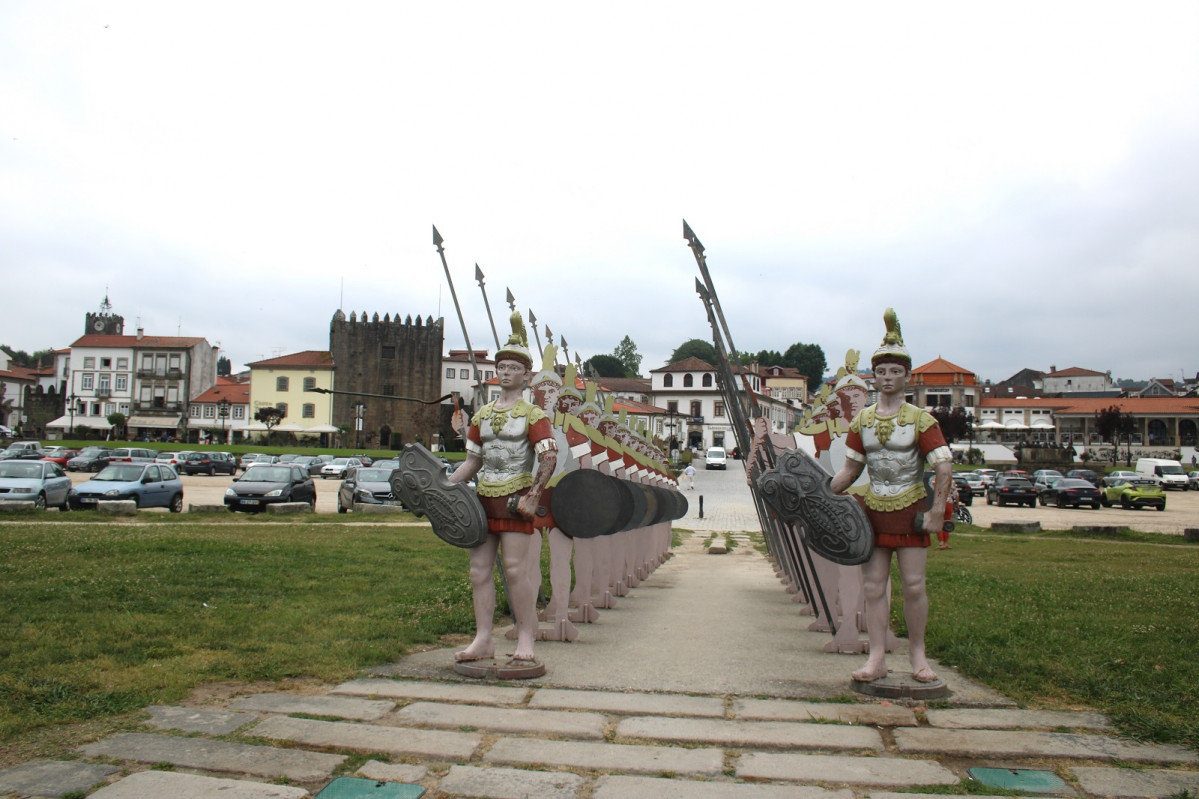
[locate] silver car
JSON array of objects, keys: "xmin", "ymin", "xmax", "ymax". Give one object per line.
[{"xmin": 0, "ymin": 460, "xmax": 72, "ymax": 510}]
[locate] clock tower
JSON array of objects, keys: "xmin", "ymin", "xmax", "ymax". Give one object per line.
[{"xmin": 85, "ymin": 295, "xmax": 125, "ymax": 336}]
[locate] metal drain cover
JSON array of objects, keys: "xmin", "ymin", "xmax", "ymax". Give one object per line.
[
  {"xmin": 969, "ymin": 767, "xmax": 1069, "ymax": 794},
  {"xmin": 315, "ymin": 776, "xmax": 426, "ymax": 798}
]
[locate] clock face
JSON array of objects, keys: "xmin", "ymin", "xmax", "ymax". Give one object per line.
[{"xmin": 93, "ymin": 319, "xmax": 105, "ymax": 331}]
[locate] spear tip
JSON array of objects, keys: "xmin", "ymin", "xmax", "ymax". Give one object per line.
[
  {"xmin": 432, "ymin": 225, "xmax": 443, "ymax": 246},
  {"xmin": 683, "ymin": 219, "xmax": 704, "ymax": 252},
  {"xmin": 474, "ymin": 263, "xmax": 484, "ymax": 281}
]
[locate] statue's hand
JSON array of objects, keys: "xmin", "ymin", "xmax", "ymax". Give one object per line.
[
  {"xmin": 922, "ymin": 510, "xmax": 942, "ymax": 536},
  {"xmin": 515, "ymin": 492, "xmax": 539, "ymax": 520}
]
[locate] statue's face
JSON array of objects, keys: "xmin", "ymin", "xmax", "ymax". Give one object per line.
[
  {"xmin": 838, "ymin": 385, "xmax": 869, "ymax": 418},
  {"xmin": 598, "ymin": 419, "xmax": 618, "ymax": 438},
  {"xmin": 579, "ymin": 407, "xmax": 600, "ymax": 427},
  {"xmin": 531, "ymin": 377, "xmax": 560, "ymax": 412},
  {"xmin": 496, "ymin": 358, "xmax": 531, "ymax": 389},
  {"xmin": 557, "ymin": 392, "xmax": 581, "ymax": 416},
  {"xmin": 873, "ymin": 362, "xmax": 910, "ymax": 396}
]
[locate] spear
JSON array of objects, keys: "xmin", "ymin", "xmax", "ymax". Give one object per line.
[
  {"xmin": 434, "ymin": 226, "xmax": 483, "ymax": 408},
  {"xmin": 545, "ymin": 325, "xmax": 557, "ymax": 365},
  {"xmin": 528, "ymin": 309, "xmax": 543, "ymax": 356},
  {"xmin": 560, "ymin": 335, "xmax": 570, "ymax": 366},
  {"xmin": 506, "ymin": 287, "xmax": 516, "ymax": 312},
  {"xmin": 474, "ymin": 263, "xmax": 501, "ymax": 350}
]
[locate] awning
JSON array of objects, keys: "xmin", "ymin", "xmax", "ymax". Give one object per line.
[
  {"xmin": 187, "ymin": 419, "xmax": 248, "ymax": 430},
  {"xmin": 1004, "ymin": 421, "xmax": 1030, "ymax": 430},
  {"xmin": 273, "ymin": 423, "xmax": 305, "ymax": 432},
  {"xmin": 127, "ymin": 415, "xmax": 183, "ymax": 429},
  {"xmin": 45, "ymin": 414, "xmax": 113, "ymax": 430},
  {"xmin": 976, "ymin": 421, "xmax": 1005, "ymax": 430},
  {"xmin": 1031, "ymin": 420, "xmax": 1054, "ymax": 429},
  {"xmin": 302, "ymin": 424, "xmax": 341, "ymax": 434}
]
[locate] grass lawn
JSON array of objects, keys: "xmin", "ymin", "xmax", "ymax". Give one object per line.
[{"xmin": 2, "ymin": 516, "xmax": 1197, "ymax": 764}]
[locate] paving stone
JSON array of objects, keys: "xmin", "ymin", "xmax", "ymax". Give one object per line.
[
  {"xmin": 265, "ymin": 502, "xmax": 312, "ymax": 514},
  {"xmin": 1072, "ymin": 766, "xmax": 1199, "ymax": 798},
  {"xmin": 355, "ymin": 760, "xmax": 429, "ymax": 783},
  {"xmin": 252, "ymin": 715, "xmax": 481, "ymax": 761},
  {"xmin": 232, "ymin": 692, "xmax": 395, "ymax": 720},
  {"xmin": 393, "ymin": 701, "xmax": 605, "ymax": 739},
  {"xmin": 616, "ymin": 716, "xmax": 884, "ymax": 751},
  {"xmin": 593, "ymin": 774, "xmax": 854, "ymax": 798},
  {"xmin": 88, "ymin": 770, "xmax": 310, "ymax": 798},
  {"xmin": 924, "ymin": 707, "xmax": 1110, "ymax": 731},
  {"xmin": 333, "ymin": 678, "xmax": 529, "ymax": 706},
  {"xmin": 737, "ymin": 752, "xmax": 958, "ymax": 787},
  {"xmin": 530, "ymin": 688, "xmax": 724, "ymax": 718},
  {"xmin": 894, "ymin": 727, "xmax": 1199, "ymax": 764},
  {"xmin": 732, "ymin": 699, "xmax": 917, "ymax": 727},
  {"xmin": 483, "ymin": 737, "xmax": 724, "ymax": 777},
  {"xmin": 79, "ymin": 732, "xmax": 344, "ymax": 782},
  {"xmin": 0, "ymin": 760, "xmax": 119, "ymax": 798},
  {"xmin": 145, "ymin": 704, "xmax": 259, "ymax": 734},
  {"xmin": 437, "ymin": 765, "xmax": 585, "ymax": 799}
]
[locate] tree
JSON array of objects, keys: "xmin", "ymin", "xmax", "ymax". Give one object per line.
[
  {"xmin": 106, "ymin": 411, "xmax": 127, "ymax": 439},
  {"xmin": 1094, "ymin": 404, "xmax": 1134, "ymax": 465},
  {"xmin": 217, "ymin": 356, "xmax": 231, "ymax": 377},
  {"xmin": 612, "ymin": 335, "xmax": 642, "ymax": 377},
  {"xmin": 255, "ymin": 406, "xmax": 284, "ymax": 434},
  {"xmin": 930, "ymin": 406, "xmax": 972, "ymax": 445},
  {"xmin": 752, "ymin": 349, "xmax": 785, "ymax": 367},
  {"xmin": 783, "ymin": 342, "xmax": 827, "ymax": 387},
  {"xmin": 669, "ymin": 339, "xmax": 717, "ymax": 365},
  {"xmin": 584, "ymin": 354, "xmax": 627, "ymax": 378}
]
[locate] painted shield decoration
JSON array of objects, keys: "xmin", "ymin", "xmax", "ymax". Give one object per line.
[
  {"xmin": 392, "ymin": 443, "xmax": 488, "ymax": 548},
  {"xmin": 756, "ymin": 448, "xmax": 873, "ymax": 566}
]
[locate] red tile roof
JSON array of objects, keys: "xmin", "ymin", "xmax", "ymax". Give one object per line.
[
  {"xmin": 981, "ymin": 396, "xmax": 1199, "ymax": 414},
  {"xmin": 246, "ymin": 351, "xmax": 334, "ymax": 368},
  {"xmin": 652, "ymin": 357, "xmax": 715, "ymax": 372},
  {"xmin": 194, "ymin": 383, "xmax": 251, "ymax": 403},
  {"xmin": 1045, "ymin": 366, "xmax": 1106, "ymax": 378},
  {"xmin": 70, "ymin": 334, "xmax": 208, "ymax": 348}
]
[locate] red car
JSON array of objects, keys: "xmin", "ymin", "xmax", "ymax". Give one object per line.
[{"xmin": 40, "ymin": 448, "xmax": 79, "ymax": 467}]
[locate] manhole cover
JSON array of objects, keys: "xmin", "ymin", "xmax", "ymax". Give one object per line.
[
  {"xmin": 315, "ymin": 776, "xmax": 426, "ymax": 798},
  {"xmin": 969, "ymin": 766, "xmax": 1069, "ymax": 794}
]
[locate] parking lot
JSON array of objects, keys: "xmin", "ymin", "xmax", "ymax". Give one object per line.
[{"xmin": 63, "ymin": 469, "xmax": 351, "ymax": 514}]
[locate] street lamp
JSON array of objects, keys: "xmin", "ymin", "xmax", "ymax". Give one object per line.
[
  {"xmin": 217, "ymin": 397, "xmax": 231, "ymax": 445},
  {"xmin": 67, "ymin": 393, "xmax": 78, "ymax": 439}
]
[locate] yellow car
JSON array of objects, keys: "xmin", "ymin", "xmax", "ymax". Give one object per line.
[{"xmin": 1099, "ymin": 477, "xmax": 1166, "ymax": 511}]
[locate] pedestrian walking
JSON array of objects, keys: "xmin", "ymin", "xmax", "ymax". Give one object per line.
[{"xmin": 683, "ymin": 463, "xmax": 696, "ymax": 490}]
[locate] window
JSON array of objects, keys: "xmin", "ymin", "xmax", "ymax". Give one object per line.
[
  {"xmin": 142, "ymin": 354, "xmax": 154, "ymax": 371},
  {"xmin": 690, "ymin": 400, "xmax": 702, "ymax": 417},
  {"xmin": 104, "ymin": 403, "xmax": 114, "ymax": 416},
  {"xmin": 83, "ymin": 357, "xmax": 95, "ymax": 369},
  {"xmin": 191, "ymin": 405, "xmax": 202, "ymax": 418},
  {"xmin": 91, "ymin": 402, "xmax": 102, "ymax": 415},
  {"xmin": 101, "ymin": 357, "xmax": 111, "ymax": 368},
  {"xmin": 715, "ymin": 401, "xmax": 726, "ymax": 418},
  {"xmin": 118, "ymin": 403, "xmax": 130, "ymax": 415},
  {"xmin": 382, "ymin": 346, "xmax": 396, "ymax": 359},
  {"xmin": 382, "ymin": 384, "xmax": 395, "ymax": 396},
  {"xmin": 98, "ymin": 375, "xmax": 110, "ymax": 393},
  {"xmin": 115, "ymin": 375, "xmax": 127, "ymax": 391},
  {"xmin": 663, "ymin": 374, "xmax": 673, "ymax": 387},
  {"xmin": 485, "ymin": 371, "xmax": 493, "ymax": 381},
  {"xmin": 302, "ymin": 403, "xmax": 315, "ymax": 418},
  {"xmin": 232, "ymin": 406, "xmax": 245, "ymax": 420},
  {"xmin": 460, "ymin": 369, "xmax": 469, "ymax": 379},
  {"xmin": 275, "ymin": 402, "xmax": 288, "ymax": 416},
  {"xmin": 203, "ymin": 405, "xmax": 215, "ymax": 418},
  {"xmin": 169, "ymin": 354, "xmax": 181, "ymax": 370},
  {"xmin": 667, "ymin": 401, "xmax": 679, "ymax": 413},
  {"xmin": 683, "ymin": 374, "xmax": 693, "ymax": 388},
  {"xmin": 703, "ymin": 374, "xmax": 713, "ymax": 387},
  {"xmin": 446, "ymin": 367, "xmax": 456, "ymax": 379},
  {"xmin": 117, "ymin": 357, "xmax": 128, "ymax": 369},
  {"xmin": 303, "ymin": 377, "xmax": 316, "ymax": 391},
  {"xmin": 276, "ymin": 377, "xmax": 289, "ymax": 391},
  {"xmin": 81, "ymin": 374, "xmax": 94, "ymax": 390}
]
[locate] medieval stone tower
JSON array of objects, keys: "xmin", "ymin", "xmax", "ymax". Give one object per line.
[
  {"xmin": 85, "ymin": 295, "xmax": 125, "ymax": 335},
  {"xmin": 329, "ymin": 310, "xmax": 444, "ymax": 450}
]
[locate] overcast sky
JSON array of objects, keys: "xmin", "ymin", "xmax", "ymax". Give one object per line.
[{"xmin": 4, "ymin": 2, "xmax": 1198, "ymax": 386}]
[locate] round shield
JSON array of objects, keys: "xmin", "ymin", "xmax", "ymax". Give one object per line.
[
  {"xmin": 392, "ymin": 444, "xmax": 488, "ymax": 548},
  {"xmin": 551, "ymin": 469, "xmax": 633, "ymax": 539}
]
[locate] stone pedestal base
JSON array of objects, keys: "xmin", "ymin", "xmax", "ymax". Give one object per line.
[
  {"xmin": 453, "ymin": 657, "xmax": 546, "ymax": 680},
  {"xmin": 850, "ymin": 672, "xmax": 951, "ymax": 700}
]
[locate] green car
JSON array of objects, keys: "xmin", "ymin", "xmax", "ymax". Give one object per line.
[{"xmin": 1099, "ymin": 477, "xmax": 1166, "ymax": 511}]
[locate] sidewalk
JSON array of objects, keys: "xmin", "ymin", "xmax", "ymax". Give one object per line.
[{"xmin": 3, "ymin": 527, "xmax": 1198, "ymax": 798}]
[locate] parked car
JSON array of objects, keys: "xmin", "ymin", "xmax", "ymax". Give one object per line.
[
  {"xmin": 704, "ymin": 447, "xmax": 728, "ymax": 470},
  {"xmin": 277, "ymin": 453, "xmax": 300, "ymax": 463},
  {"xmin": 1039, "ymin": 478, "xmax": 1101, "ymax": 509},
  {"xmin": 0, "ymin": 459, "xmax": 72, "ymax": 510},
  {"xmin": 239, "ymin": 453, "xmax": 278, "ymax": 471},
  {"xmin": 225, "ymin": 464, "xmax": 317, "ymax": 512},
  {"xmin": 321, "ymin": 457, "xmax": 363, "ymax": 479},
  {"xmin": 337, "ymin": 466, "xmax": 401, "ymax": 512},
  {"xmin": 69, "ymin": 463, "xmax": 184, "ymax": 512},
  {"xmin": 973, "ymin": 468, "xmax": 997, "ymax": 487},
  {"xmin": 949, "ymin": 473, "xmax": 973, "ymax": 506},
  {"xmin": 372, "ymin": 459, "xmax": 400, "ymax": 470},
  {"xmin": 180, "ymin": 451, "xmax": 238, "ymax": 476},
  {"xmin": 0, "ymin": 441, "xmax": 46, "ymax": 461},
  {"xmin": 961, "ymin": 472, "xmax": 986, "ymax": 496},
  {"xmin": 66, "ymin": 446, "xmax": 113, "ymax": 472},
  {"xmin": 1135, "ymin": 457, "xmax": 1189, "ymax": 490},
  {"xmin": 1064, "ymin": 469, "xmax": 1100, "ymax": 487},
  {"xmin": 1100, "ymin": 470, "xmax": 1140, "ymax": 488},
  {"xmin": 40, "ymin": 447, "xmax": 80, "ymax": 467},
  {"xmin": 1032, "ymin": 474, "xmax": 1062, "ymax": 494},
  {"xmin": 350, "ymin": 454, "xmax": 374, "ymax": 466},
  {"xmin": 986, "ymin": 476, "xmax": 1037, "ymax": 507},
  {"xmin": 154, "ymin": 451, "xmax": 186, "ymax": 467},
  {"xmin": 1031, "ymin": 469, "xmax": 1063, "ymax": 484},
  {"xmin": 1100, "ymin": 477, "xmax": 1166, "ymax": 511},
  {"xmin": 107, "ymin": 447, "xmax": 157, "ymax": 464},
  {"xmin": 1188, "ymin": 470, "xmax": 1199, "ymax": 491}
]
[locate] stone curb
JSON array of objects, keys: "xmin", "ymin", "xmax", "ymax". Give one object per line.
[
  {"xmin": 231, "ymin": 692, "xmax": 394, "ymax": 720},
  {"xmin": 483, "ymin": 736, "xmax": 725, "ymax": 776}
]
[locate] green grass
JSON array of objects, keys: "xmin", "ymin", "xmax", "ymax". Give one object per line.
[
  {"xmin": 921, "ymin": 531, "xmax": 1199, "ymax": 749},
  {"xmin": 0, "ymin": 519, "xmax": 476, "ymax": 744}
]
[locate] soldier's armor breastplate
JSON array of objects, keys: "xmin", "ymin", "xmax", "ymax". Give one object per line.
[
  {"xmin": 478, "ymin": 413, "xmax": 534, "ymax": 491},
  {"xmin": 862, "ymin": 419, "xmax": 921, "ymax": 499}
]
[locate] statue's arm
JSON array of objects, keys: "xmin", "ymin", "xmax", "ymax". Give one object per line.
[
  {"xmin": 448, "ymin": 453, "xmax": 482, "ymax": 484},
  {"xmin": 830, "ymin": 459, "xmax": 864, "ymax": 494}
]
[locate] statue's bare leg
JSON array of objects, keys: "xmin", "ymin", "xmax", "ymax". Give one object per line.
[
  {"xmin": 896, "ymin": 546, "xmax": 935, "ymax": 681},
  {"xmin": 852, "ymin": 546, "xmax": 894, "ymax": 682},
  {"xmin": 500, "ymin": 531, "xmax": 539, "ymax": 661},
  {"xmin": 457, "ymin": 536, "xmax": 500, "ymax": 662}
]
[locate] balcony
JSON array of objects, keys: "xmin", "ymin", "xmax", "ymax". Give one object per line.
[{"xmin": 134, "ymin": 401, "xmax": 182, "ymax": 412}]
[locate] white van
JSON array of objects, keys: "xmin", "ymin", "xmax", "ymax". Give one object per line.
[
  {"xmin": 704, "ymin": 447, "xmax": 728, "ymax": 470},
  {"xmin": 1134, "ymin": 458, "xmax": 1189, "ymax": 490}
]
